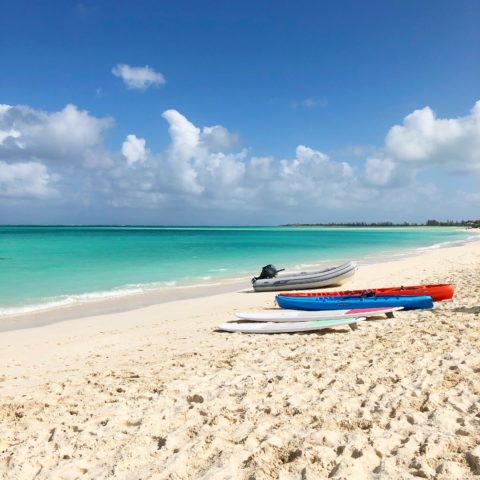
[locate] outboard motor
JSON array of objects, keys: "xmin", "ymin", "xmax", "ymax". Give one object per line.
[{"xmin": 252, "ymin": 264, "xmax": 284, "ymax": 283}]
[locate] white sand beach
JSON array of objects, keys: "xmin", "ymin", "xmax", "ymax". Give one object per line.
[{"xmin": 1, "ymin": 241, "xmax": 480, "ymax": 479}]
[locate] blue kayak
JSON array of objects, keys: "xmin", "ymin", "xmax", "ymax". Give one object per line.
[{"xmin": 276, "ymin": 294, "xmax": 433, "ymax": 311}]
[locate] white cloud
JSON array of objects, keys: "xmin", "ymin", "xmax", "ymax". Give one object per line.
[
  {"xmin": 246, "ymin": 156, "xmax": 273, "ymax": 182},
  {"xmin": 161, "ymin": 109, "xmax": 204, "ymax": 194},
  {"xmin": 112, "ymin": 64, "xmax": 166, "ymax": 90},
  {"xmin": 364, "ymin": 157, "xmax": 405, "ymax": 187},
  {"xmin": 0, "ymin": 105, "xmax": 432, "ymax": 212},
  {"xmin": 122, "ymin": 134, "xmax": 148, "ymax": 165},
  {"xmin": 0, "ymin": 128, "xmax": 20, "ymax": 145},
  {"xmin": 201, "ymin": 125, "xmax": 239, "ymax": 151},
  {"xmin": 155, "ymin": 110, "xmax": 248, "ymax": 201},
  {"xmin": 0, "ymin": 103, "xmax": 114, "ymax": 168},
  {"xmin": 37, "ymin": 104, "xmax": 112, "ymax": 158},
  {"xmin": 120, "ymin": 114, "xmax": 362, "ymax": 210},
  {"xmin": 0, "ymin": 105, "xmax": 11, "ymax": 115},
  {"xmin": 361, "ymin": 100, "xmax": 480, "ymax": 192},
  {"xmin": 386, "ymin": 101, "xmax": 480, "ymax": 171},
  {"xmin": 263, "ymin": 145, "xmax": 361, "ymax": 208},
  {"xmin": 0, "ymin": 161, "xmax": 57, "ymax": 198},
  {"xmin": 1, "ymin": 100, "xmax": 479, "ymax": 220}
]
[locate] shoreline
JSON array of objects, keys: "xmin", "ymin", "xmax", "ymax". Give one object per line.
[
  {"xmin": 1, "ymin": 239, "xmax": 479, "ymax": 478},
  {"xmin": 1, "ymin": 231, "xmax": 479, "ymax": 332}
]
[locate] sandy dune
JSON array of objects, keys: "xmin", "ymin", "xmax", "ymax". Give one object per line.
[{"xmin": 1, "ymin": 241, "xmax": 480, "ymax": 479}]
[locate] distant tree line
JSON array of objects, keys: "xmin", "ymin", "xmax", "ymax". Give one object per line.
[
  {"xmin": 284, "ymin": 219, "xmax": 480, "ymax": 228},
  {"xmin": 425, "ymin": 219, "xmax": 480, "ymax": 227}
]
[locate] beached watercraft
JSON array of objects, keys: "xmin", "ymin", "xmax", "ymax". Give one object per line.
[
  {"xmin": 251, "ymin": 261, "xmax": 357, "ymax": 292},
  {"xmin": 236, "ymin": 306, "xmax": 403, "ymax": 322},
  {"xmin": 277, "ymin": 283, "xmax": 454, "ymax": 302},
  {"xmin": 276, "ymin": 294, "xmax": 433, "ymax": 311},
  {"xmin": 217, "ymin": 317, "xmax": 366, "ymax": 334}
]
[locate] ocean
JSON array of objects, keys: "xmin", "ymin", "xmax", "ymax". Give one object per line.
[{"xmin": 0, "ymin": 226, "xmax": 474, "ymax": 316}]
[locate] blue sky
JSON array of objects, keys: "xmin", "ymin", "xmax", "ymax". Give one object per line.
[{"xmin": 0, "ymin": 0, "xmax": 479, "ymax": 224}]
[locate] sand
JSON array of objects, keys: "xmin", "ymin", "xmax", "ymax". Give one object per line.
[{"xmin": 1, "ymin": 241, "xmax": 480, "ymax": 479}]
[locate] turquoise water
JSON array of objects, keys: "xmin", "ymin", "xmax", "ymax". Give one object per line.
[{"xmin": 0, "ymin": 226, "xmax": 474, "ymax": 315}]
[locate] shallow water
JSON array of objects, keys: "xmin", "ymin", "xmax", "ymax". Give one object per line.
[{"xmin": 0, "ymin": 225, "xmax": 473, "ymax": 315}]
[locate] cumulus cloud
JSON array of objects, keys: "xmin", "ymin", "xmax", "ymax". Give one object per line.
[
  {"xmin": 1, "ymin": 100, "xmax": 479, "ymax": 220},
  {"xmin": 272, "ymin": 145, "xmax": 356, "ymax": 207},
  {"xmin": 158, "ymin": 110, "xmax": 248, "ymax": 199},
  {"xmin": 201, "ymin": 125, "xmax": 239, "ymax": 151},
  {"xmin": 359, "ymin": 100, "xmax": 480, "ymax": 195},
  {"xmin": 363, "ymin": 157, "xmax": 413, "ymax": 188},
  {"xmin": 161, "ymin": 109, "xmax": 204, "ymax": 194},
  {"xmin": 0, "ymin": 128, "xmax": 20, "ymax": 145},
  {"xmin": 112, "ymin": 64, "xmax": 166, "ymax": 90},
  {"xmin": 386, "ymin": 101, "xmax": 480, "ymax": 171},
  {"xmin": 0, "ymin": 161, "xmax": 57, "ymax": 198},
  {"xmin": 0, "ymin": 103, "xmax": 114, "ymax": 168},
  {"xmin": 101, "ymin": 110, "xmax": 362, "ymax": 211},
  {"xmin": 122, "ymin": 134, "xmax": 148, "ymax": 165}
]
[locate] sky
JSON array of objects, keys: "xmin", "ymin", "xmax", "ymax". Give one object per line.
[{"xmin": 0, "ymin": 0, "xmax": 479, "ymax": 225}]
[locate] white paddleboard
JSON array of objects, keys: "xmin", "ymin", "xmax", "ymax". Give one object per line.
[
  {"xmin": 235, "ymin": 306, "xmax": 402, "ymax": 323},
  {"xmin": 218, "ymin": 317, "xmax": 366, "ymax": 334}
]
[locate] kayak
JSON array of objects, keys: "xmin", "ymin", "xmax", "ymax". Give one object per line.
[
  {"xmin": 277, "ymin": 283, "xmax": 454, "ymax": 302},
  {"xmin": 276, "ymin": 294, "xmax": 433, "ymax": 311},
  {"xmin": 251, "ymin": 261, "xmax": 357, "ymax": 292},
  {"xmin": 236, "ymin": 306, "xmax": 403, "ymax": 322},
  {"xmin": 217, "ymin": 317, "xmax": 366, "ymax": 334}
]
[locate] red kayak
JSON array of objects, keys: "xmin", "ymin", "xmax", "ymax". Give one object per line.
[{"xmin": 277, "ymin": 284, "xmax": 454, "ymax": 302}]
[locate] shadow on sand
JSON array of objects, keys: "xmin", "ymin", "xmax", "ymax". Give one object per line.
[
  {"xmin": 214, "ymin": 326, "xmax": 356, "ymax": 336},
  {"xmin": 452, "ymin": 306, "xmax": 480, "ymax": 314}
]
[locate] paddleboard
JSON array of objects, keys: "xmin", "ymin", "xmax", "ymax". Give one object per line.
[
  {"xmin": 217, "ymin": 317, "xmax": 367, "ymax": 334},
  {"xmin": 236, "ymin": 306, "xmax": 402, "ymax": 322}
]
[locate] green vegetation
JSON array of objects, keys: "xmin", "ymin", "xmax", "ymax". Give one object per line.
[
  {"xmin": 284, "ymin": 220, "xmax": 480, "ymax": 228},
  {"xmin": 425, "ymin": 219, "xmax": 480, "ymax": 227}
]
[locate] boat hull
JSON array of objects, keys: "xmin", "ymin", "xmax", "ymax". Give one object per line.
[
  {"xmin": 252, "ymin": 261, "xmax": 357, "ymax": 292},
  {"xmin": 277, "ymin": 284, "xmax": 454, "ymax": 302},
  {"xmin": 276, "ymin": 294, "xmax": 433, "ymax": 311}
]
